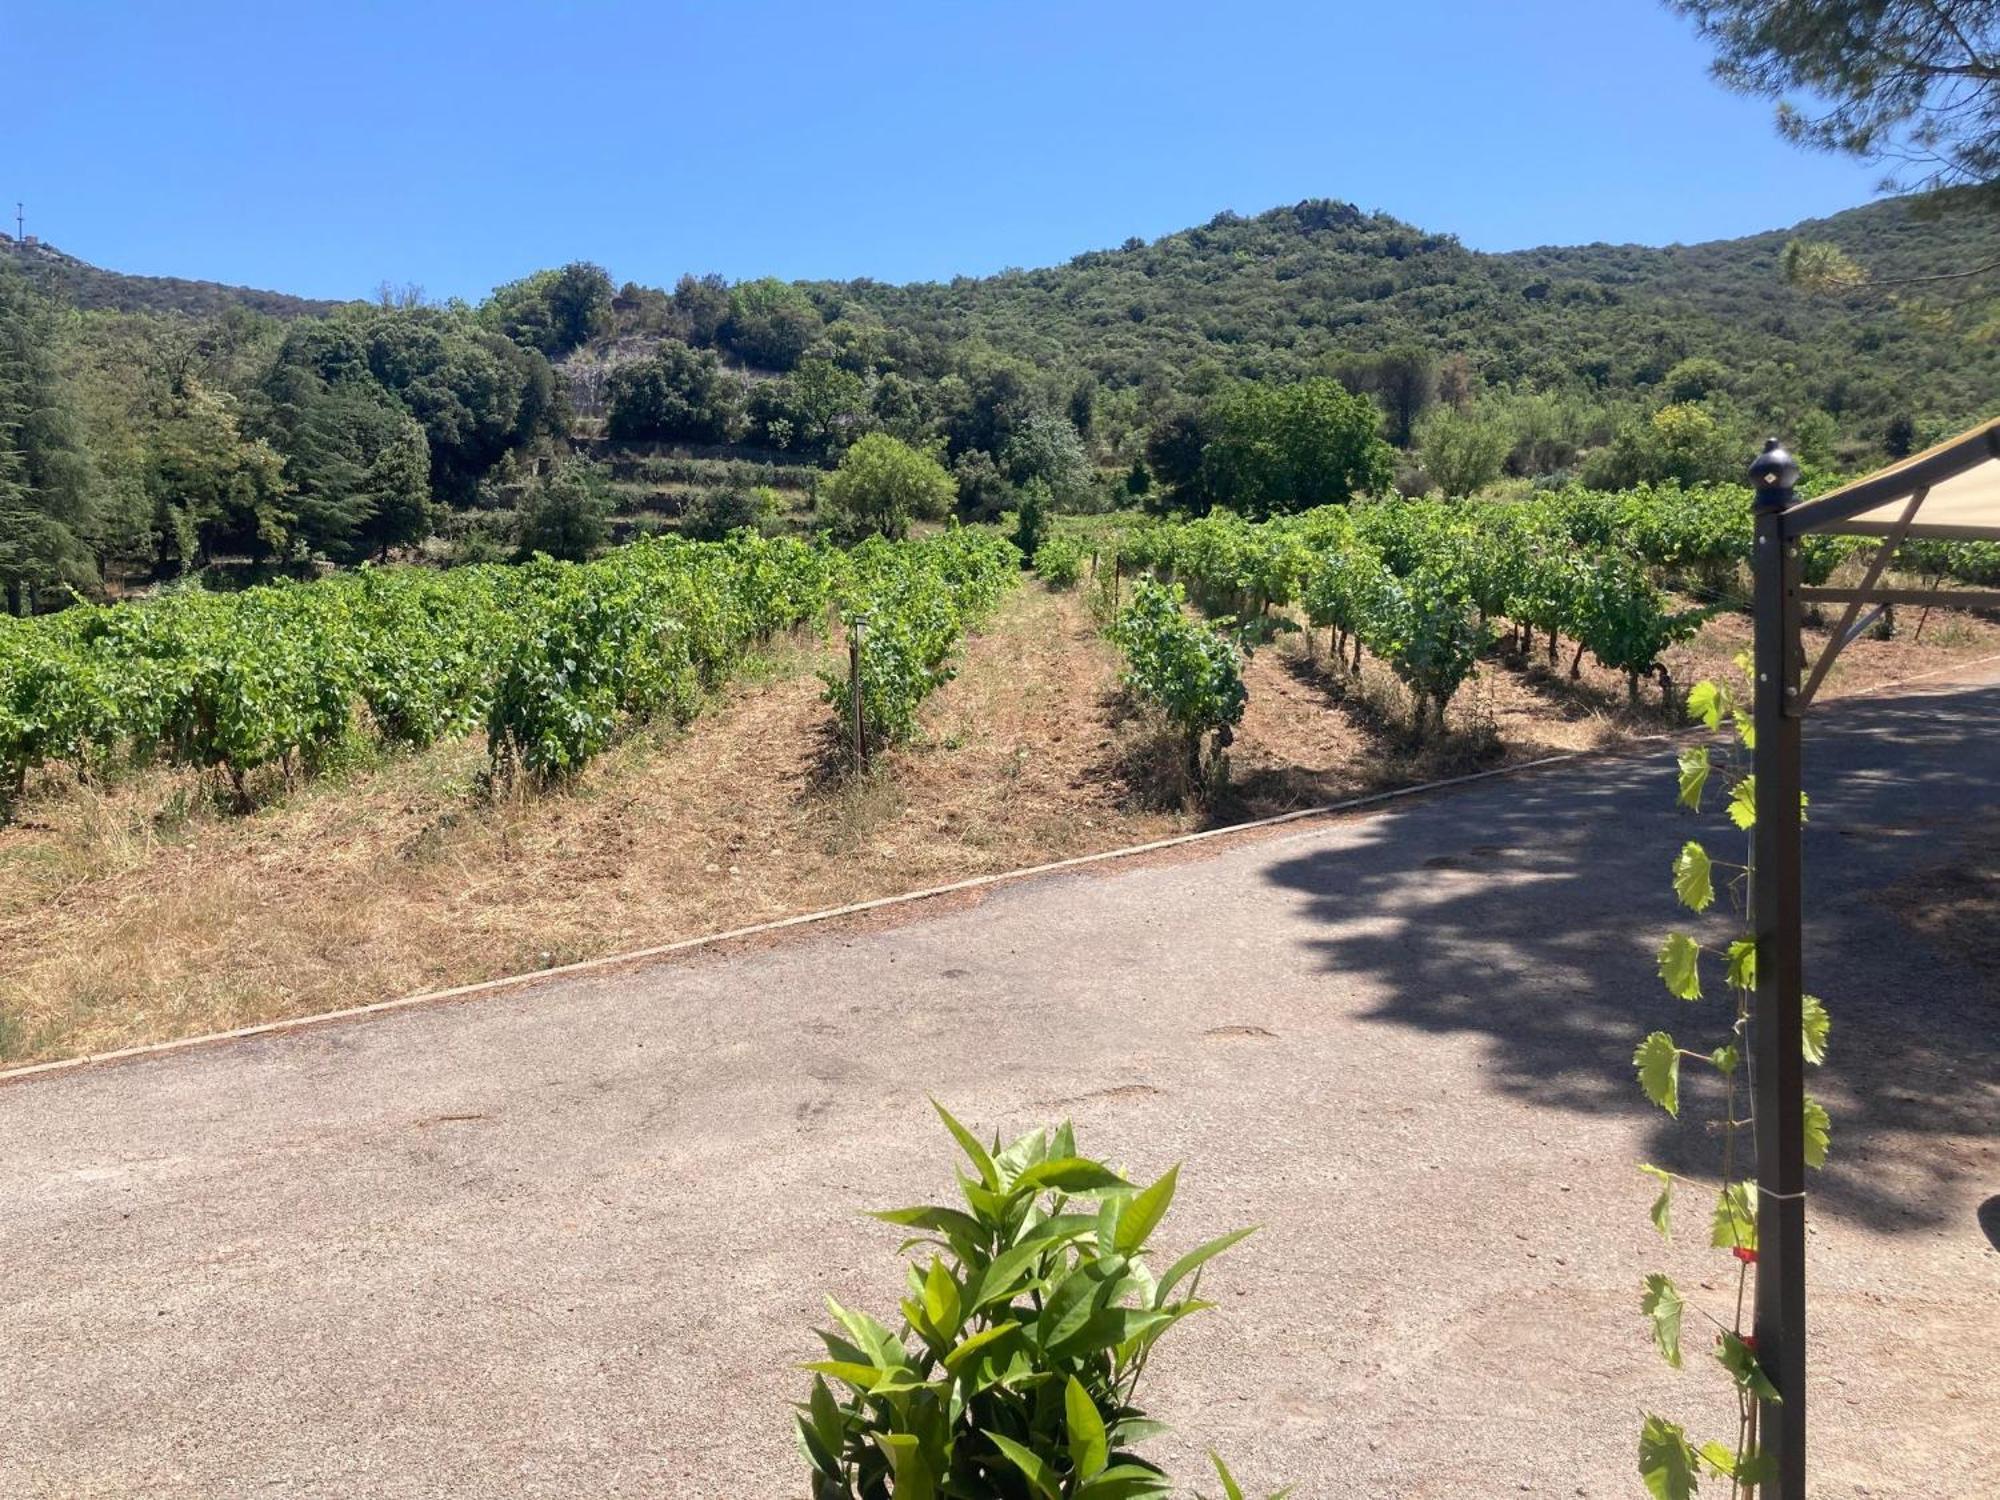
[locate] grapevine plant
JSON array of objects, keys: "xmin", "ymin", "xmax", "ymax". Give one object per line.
[
  {"xmin": 1632, "ymin": 662, "xmax": 1831, "ymax": 1498},
  {"xmin": 1032, "ymin": 536, "xmax": 1087, "ymax": 590},
  {"xmin": 796, "ymin": 1102, "xmax": 1286, "ymax": 1500},
  {"xmin": 0, "ymin": 531, "xmax": 842, "ymax": 810},
  {"xmin": 1106, "ymin": 579, "xmax": 1248, "ymax": 794},
  {"xmin": 821, "ymin": 527, "xmax": 1021, "ymax": 763}
]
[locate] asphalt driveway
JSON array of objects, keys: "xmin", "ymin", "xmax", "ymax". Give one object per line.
[{"xmin": 4, "ymin": 680, "xmax": 1996, "ymax": 1498}]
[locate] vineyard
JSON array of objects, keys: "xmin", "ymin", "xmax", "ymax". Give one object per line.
[
  {"xmin": 1056, "ymin": 481, "xmax": 2000, "ymax": 758},
  {"xmin": 7, "ymin": 475, "xmax": 1996, "ymax": 827},
  {"xmin": 0, "ymin": 528, "xmax": 1019, "ymax": 815},
  {"xmin": 5, "ymin": 477, "xmax": 2000, "ymax": 1068}
]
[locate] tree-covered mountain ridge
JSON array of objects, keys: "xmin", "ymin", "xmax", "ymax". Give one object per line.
[
  {"xmin": 14, "ymin": 190, "xmax": 1995, "ymax": 445},
  {"xmin": 0, "ymin": 232, "xmax": 345, "ymax": 320},
  {"xmin": 7, "ymin": 190, "xmax": 1997, "ymax": 613},
  {"xmin": 803, "ymin": 193, "xmax": 2000, "ymax": 434}
]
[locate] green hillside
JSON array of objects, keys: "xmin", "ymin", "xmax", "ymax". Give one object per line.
[
  {"xmin": 6, "ymin": 189, "xmax": 2000, "ymax": 610},
  {"xmin": 0, "ymin": 233, "xmax": 344, "ymax": 320},
  {"xmin": 809, "ymin": 194, "xmax": 2000, "ymax": 445}
]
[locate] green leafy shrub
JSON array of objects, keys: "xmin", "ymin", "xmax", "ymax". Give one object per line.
[
  {"xmin": 681, "ymin": 483, "xmax": 782, "ymax": 541},
  {"xmin": 1108, "ymin": 579, "xmax": 1247, "ymax": 789},
  {"xmin": 796, "ymin": 1103, "xmax": 1275, "ymax": 1500},
  {"xmin": 1033, "ymin": 535, "xmax": 1086, "ymax": 589},
  {"xmin": 1012, "ymin": 477, "xmax": 1053, "ymax": 558},
  {"xmin": 821, "ymin": 433, "xmax": 957, "ymax": 541},
  {"xmin": 514, "ymin": 461, "xmax": 612, "ymax": 562}
]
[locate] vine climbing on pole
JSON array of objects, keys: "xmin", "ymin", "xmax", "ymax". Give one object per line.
[{"xmin": 1631, "ymin": 662, "xmax": 1831, "ymax": 1498}]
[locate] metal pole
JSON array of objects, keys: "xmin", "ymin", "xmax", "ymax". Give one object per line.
[
  {"xmin": 1749, "ymin": 438, "xmax": 1806, "ymax": 1497},
  {"xmin": 848, "ymin": 622, "xmax": 867, "ymax": 771}
]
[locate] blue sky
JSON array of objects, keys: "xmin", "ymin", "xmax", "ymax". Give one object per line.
[{"xmin": 6, "ymin": 1, "xmax": 1885, "ymax": 302}]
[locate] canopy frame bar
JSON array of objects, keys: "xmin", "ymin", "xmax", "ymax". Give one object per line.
[
  {"xmin": 1783, "ymin": 418, "xmax": 2000, "ymax": 536},
  {"xmin": 1743, "ymin": 417, "xmax": 2000, "ymax": 1498},
  {"xmin": 1795, "ymin": 489, "xmax": 1926, "ymax": 713}
]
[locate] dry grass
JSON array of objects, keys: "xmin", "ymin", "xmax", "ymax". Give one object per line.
[{"xmin": 4, "ymin": 581, "xmax": 1998, "ymax": 1067}]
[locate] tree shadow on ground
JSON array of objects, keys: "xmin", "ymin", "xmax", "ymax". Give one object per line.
[
  {"xmin": 1484, "ymin": 635, "xmax": 1680, "ymax": 728},
  {"xmin": 1259, "ymin": 682, "xmax": 2000, "ymax": 1234},
  {"xmin": 1217, "ymin": 650, "xmax": 1506, "ymax": 819}
]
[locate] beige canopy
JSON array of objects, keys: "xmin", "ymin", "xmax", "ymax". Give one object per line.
[
  {"xmin": 1777, "ymin": 414, "xmax": 2000, "ymax": 711},
  {"xmin": 1792, "ymin": 416, "xmax": 2000, "ymax": 540}
]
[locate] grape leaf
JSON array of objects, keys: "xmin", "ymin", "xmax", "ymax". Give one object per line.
[
  {"xmin": 1676, "ymin": 745, "xmax": 1712, "ymax": 810},
  {"xmin": 1639, "ymin": 1163, "xmax": 1673, "ymax": 1238},
  {"xmin": 1658, "ymin": 932, "xmax": 1702, "ymax": 1000},
  {"xmin": 1716, "ymin": 1329, "xmax": 1781, "ymax": 1403},
  {"xmin": 1803, "ymin": 1095, "xmax": 1831, "ymax": 1169},
  {"xmin": 1673, "ymin": 841, "xmax": 1715, "ymax": 912},
  {"xmin": 1710, "ymin": 1182, "xmax": 1757, "ymax": 1252},
  {"xmin": 1634, "ymin": 1032, "xmax": 1681, "ymax": 1117},
  {"xmin": 1735, "ymin": 1450, "xmax": 1778, "ymax": 1487},
  {"xmin": 1727, "ymin": 775, "xmax": 1757, "ymax": 831},
  {"xmin": 1725, "ymin": 937, "xmax": 1756, "ymax": 991},
  {"xmin": 1801, "ymin": 994, "xmax": 1830, "ymax": 1065},
  {"xmin": 1709, "ymin": 1043, "xmax": 1739, "ymax": 1075},
  {"xmin": 1640, "ymin": 1274, "xmax": 1685, "ymax": 1368},
  {"xmin": 1696, "ymin": 1441, "xmax": 1739, "ymax": 1479},
  {"xmin": 1638, "ymin": 1414, "xmax": 1700, "ymax": 1500},
  {"xmin": 1686, "ymin": 679, "xmax": 1726, "ymax": 730}
]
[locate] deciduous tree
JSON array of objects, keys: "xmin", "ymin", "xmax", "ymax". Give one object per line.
[{"xmin": 819, "ymin": 432, "xmax": 955, "ymax": 540}]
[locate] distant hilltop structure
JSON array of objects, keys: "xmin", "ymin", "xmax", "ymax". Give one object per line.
[{"xmin": 6, "ymin": 200, "xmax": 38, "ymax": 246}]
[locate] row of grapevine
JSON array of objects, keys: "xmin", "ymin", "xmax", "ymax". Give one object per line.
[
  {"xmin": 822, "ymin": 528, "xmax": 1020, "ymax": 761},
  {"xmin": 1109, "ymin": 495, "xmax": 1711, "ymax": 732},
  {"xmin": 0, "ymin": 532, "xmax": 842, "ymax": 809},
  {"xmin": 485, "ymin": 535, "xmax": 838, "ymax": 785},
  {"xmin": 1105, "ymin": 578, "xmax": 1248, "ymax": 789},
  {"xmin": 1112, "ymin": 478, "xmax": 1993, "ymax": 608}
]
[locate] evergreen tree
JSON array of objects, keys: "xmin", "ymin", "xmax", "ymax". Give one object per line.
[{"xmin": 0, "ymin": 271, "xmax": 99, "ymax": 612}]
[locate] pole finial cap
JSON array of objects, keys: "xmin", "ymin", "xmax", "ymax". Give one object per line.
[{"xmin": 1749, "ymin": 438, "xmax": 1799, "ymax": 505}]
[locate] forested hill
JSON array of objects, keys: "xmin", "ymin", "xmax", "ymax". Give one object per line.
[
  {"xmin": 17, "ymin": 192, "xmax": 2000, "ymax": 425},
  {"xmin": 810, "ymin": 194, "xmax": 2000, "ymax": 433},
  {"xmin": 14, "ymin": 193, "xmax": 2000, "ymax": 433},
  {"xmin": 8, "ymin": 188, "xmax": 2000, "ymax": 612},
  {"xmin": 0, "ymin": 234, "xmax": 343, "ymax": 319}
]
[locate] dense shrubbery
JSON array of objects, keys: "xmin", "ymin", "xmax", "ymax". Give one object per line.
[
  {"xmin": 604, "ymin": 344, "xmax": 744, "ymax": 444},
  {"xmin": 796, "ymin": 1104, "xmax": 1273, "ymax": 1500}
]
